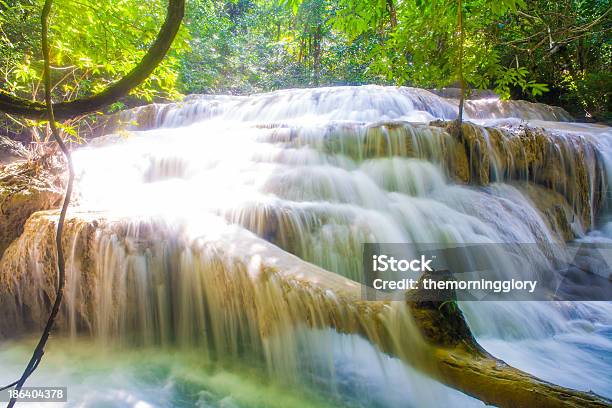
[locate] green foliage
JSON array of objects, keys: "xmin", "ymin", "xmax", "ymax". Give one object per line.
[
  {"xmin": 329, "ymin": 0, "xmax": 547, "ymax": 99},
  {"xmin": 495, "ymin": 0, "xmax": 611, "ymax": 121},
  {"xmin": 562, "ymin": 71, "xmax": 612, "ymax": 122},
  {"xmin": 1, "ymin": 0, "xmax": 610, "ymax": 125},
  {"xmin": 0, "ymin": 0, "xmax": 189, "ymax": 105},
  {"xmin": 0, "ymin": 1, "xmax": 41, "ymax": 94},
  {"xmin": 493, "ymin": 67, "xmax": 549, "ymax": 99},
  {"xmin": 177, "ymin": 0, "xmax": 385, "ymax": 94}
]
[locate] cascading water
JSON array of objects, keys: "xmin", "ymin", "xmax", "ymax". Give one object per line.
[{"xmin": 1, "ymin": 85, "xmax": 611, "ymax": 406}]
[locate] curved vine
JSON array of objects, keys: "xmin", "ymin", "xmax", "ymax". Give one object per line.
[{"xmin": 0, "ymin": 0, "xmax": 185, "ymax": 120}]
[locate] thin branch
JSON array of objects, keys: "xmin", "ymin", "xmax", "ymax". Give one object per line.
[
  {"xmin": 50, "ymin": 66, "xmax": 78, "ymax": 93},
  {"xmin": 502, "ymin": 5, "xmax": 611, "ymax": 47},
  {"xmin": 3, "ymin": 1, "xmax": 75, "ymax": 405}
]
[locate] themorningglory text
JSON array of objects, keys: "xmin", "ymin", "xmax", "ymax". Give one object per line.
[{"xmin": 372, "ymin": 278, "xmax": 538, "ymax": 293}]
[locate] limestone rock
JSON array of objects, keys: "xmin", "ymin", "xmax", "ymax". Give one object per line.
[
  {"xmin": 431, "ymin": 121, "xmax": 606, "ymax": 230},
  {"xmin": 0, "ymin": 135, "xmax": 29, "ymax": 164},
  {"xmin": 0, "ymin": 155, "xmax": 63, "ymax": 258},
  {"xmin": 515, "ymin": 183, "xmax": 582, "ymax": 241}
]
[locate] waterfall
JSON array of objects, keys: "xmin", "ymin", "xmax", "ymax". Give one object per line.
[
  {"xmin": 2, "ymin": 212, "xmax": 476, "ymax": 406},
  {"xmin": 1, "ymin": 85, "xmax": 611, "ymax": 405},
  {"xmin": 108, "ymin": 85, "xmax": 572, "ymax": 131}
]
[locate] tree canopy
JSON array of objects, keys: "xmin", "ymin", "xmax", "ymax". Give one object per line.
[
  {"xmin": 0, "ymin": 0, "xmax": 187, "ymax": 120},
  {"xmin": 0, "ymin": 0, "xmax": 610, "ymax": 125}
]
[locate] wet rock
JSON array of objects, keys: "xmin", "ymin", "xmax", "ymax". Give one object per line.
[
  {"xmin": 516, "ymin": 183, "xmax": 581, "ymax": 241},
  {"xmin": 94, "ymin": 98, "xmax": 221, "ymax": 136},
  {"xmin": 430, "ymin": 121, "xmax": 606, "ymax": 230}
]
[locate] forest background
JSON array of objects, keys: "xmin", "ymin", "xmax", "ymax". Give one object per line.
[{"xmin": 0, "ymin": 0, "xmax": 610, "ymax": 142}]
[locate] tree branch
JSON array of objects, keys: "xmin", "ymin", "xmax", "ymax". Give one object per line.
[{"xmin": 0, "ymin": 0, "xmax": 185, "ymax": 120}]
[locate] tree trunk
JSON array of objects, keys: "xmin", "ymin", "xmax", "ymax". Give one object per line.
[
  {"xmin": 313, "ymin": 26, "xmax": 322, "ymax": 85},
  {"xmin": 386, "ymin": 0, "xmax": 397, "ymax": 29},
  {"xmin": 457, "ymin": 0, "xmax": 465, "ymax": 126}
]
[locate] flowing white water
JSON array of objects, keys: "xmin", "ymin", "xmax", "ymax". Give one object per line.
[
  {"xmin": 113, "ymin": 85, "xmax": 572, "ymax": 130},
  {"xmin": 2, "ymin": 85, "xmax": 612, "ymax": 404}
]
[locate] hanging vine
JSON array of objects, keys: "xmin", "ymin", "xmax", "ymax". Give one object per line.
[{"xmin": 0, "ymin": 0, "xmax": 185, "ymax": 405}]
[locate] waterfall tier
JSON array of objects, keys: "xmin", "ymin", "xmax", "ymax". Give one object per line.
[
  {"xmin": 1, "ymin": 85, "xmax": 611, "ymax": 406},
  {"xmin": 1, "ymin": 212, "xmax": 608, "ymax": 407},
  {"xmin": 100, "ymin": 86, "xmax": 572, "ymax": 133}
]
